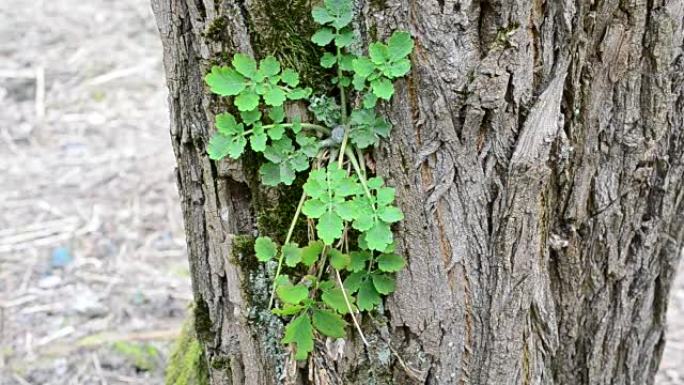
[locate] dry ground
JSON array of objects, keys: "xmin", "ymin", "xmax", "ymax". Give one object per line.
[
  {"xmin": 0, "ymin": 1, "xmax": 682, "ymax": 385},
  {"xmin": 0, "ymin": 0, "xmax": 189, "ymax": 384}
]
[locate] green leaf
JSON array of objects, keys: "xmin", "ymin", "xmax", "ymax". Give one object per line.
[
  {"xmin": 362, "ymin": 93, "xmax": 378, "ymax": 108},
  {"xmin": 318, "ymin": 211, "xmax": 344, "ymax": 245},
  {"xmin": 321, "ymin": 288, "xmax": 354, "ymax": 314},
  {"xmin": 290, "ymin": 151, "xmax": 312, "ymax": 171},
  {"xmin": 250, "ymin": 131, "xmax": 267, "ymax": 152},
  {"xmin": 263, "ymin": 137, "xmax": 293, "ymax": 163},
  {"xmin": 368, "ymin": 42, "xmax": 390, "ymax": 64},
  {"xmin": 281, "ymin": 68, "xmax": 300, "ymax": 87},
  {"xmin": 334, "ymin": 29, "xmax": 354, "ymax": 47},
  {"xmin": 376, "ymin": 187, "xmax": 395, "ymax": 205},
  {"xmin": 335, "ymin": 200, "xmax": 358, "ymax": 221},
  {"xmin": 301, "ymin": 241, "xmax": 324, "ymax": 266},
  {"xmin": 352, "ymin": 74, "xmax": 367, "ymax": 91},
  {"xmin": 282, "ymin": 314, "xmax": 314, "ymax": 361},
  {"xmin": 235, "ymin": 89, "xmax": 260, "ymax": 111},
  {"xmin": 215, "ymin": 113, "xmax": 241, "ymax": 135},
  {"xmin": 367, "ymin": 177, "xmax": 384, "ymax": 189},
  {"xmin": 279, "ymin": 163, "xmax": 297, "ymax": 185},
  {"xmin": 268, "ymin": 105, "xmax": 285, "ymax": 123},
  {"xmin": 312, "ymin": 6, "xmax": 334, "ymax": 24},
  {"xmin": 292, "ymin": 116, "xmax": 303, "ymax": 134},
  {"xmin": 344, "ymin": 271, "xmax": 366, "ymax": 293},
  {"xmin": 338, "ymin": 75, "xmax": 351, "ymax": 87},
  {"xmin": 240, "ymin": 108, "xmax": 262, "ymax": 125},
  {"xmin": 287, "ymin": 87, "xmax": 312, "ymax": 100},
  {"xmin": 320, "ymin": 52, "xmax": 337, "ymax": 68},
  {"xmin": 348, "ymin": 251, "xmax": 370, "ymax": 272},
  {"xmin": 371, "ymin": 78, "xmax": 394, "ymax": 100},
  {"xmin": 205, "ymin": 66, "xmax": 246, "ymax": 96},
  {"xmin": 357, "ymin": 279, "xmax": 381, "ymax": 311},
  {"xmin": 388, "ymin": 58, "xmax": 411, "ymax": 77},
  {"xmin": 377, "ymin": 253, "xmax": 405, "ymax": 272},
  {"xmin": 378, "ymin": 205, "xmax": 404, "ymax": 223},
  {"xmin": 259, "ymin": 162, "xmax": 281, "ymax": 186},
  {"xmin": 264, "ymin": 87, "xmax": 286, "ymax": 106},
  {"xmin": 311, "ymin": 28, "xmax": 335, "ymax": 46},
  {"xmin": 207, "ymin": 132, "xmax": 245, "ymax": 160},
  {"xmin": 312, "ymin": 309, "xmax": 346, "ymax": 338},
  {"xmin": 349, "ymin": 109, "xmax": 391, "ymax": 149},
  {"xmin": 365, "ymin": 221, "xmax": 393, "ymax": 252},
  {"xmin": 371, "ymin": 273, "xmax": 396, "ymax": 294},
  {"xmin": 272, "ymin": 304, "xmax": 306, "ymax": 316},
  {"xmin": 350, "ymin": 199, "xmax": 374, "ymax": 231},
  {"xmin": 259, "ymin": 56, "xmax": 281, "ymax": 78},
  {"xmin": 328, "ymin": 249, "xmax": 350, "ymax": 270},
  {"xmin": 268, "ymin": 125, "xmax": 285, "ymax": 140},
  {"xmin": 339, "ymin": 54, "xmax": 355, "ymax": 71},
  {"xmin": 277, "ymin": 282, "xmax": 309, "ymax": 304},
  {"xmin": 232, "ymin": 53, "xmax": 257, "ymax": 78},
  {"xmin": 324, "ymin": 0, "xmax": 353, "ymax": 29},
  {"xmin": 283, "ymin": 243, "xmax": 302, "ymax": 267},
  {"xmin": 303, "ymin": 168, "xmax": 327, "ymax": 198},
  {"xmin": 254, "ymin": 236, "xmax": 277, "ymax": 262},
  {"xmin": 208, "ymin": 114, "xmax": 247, "ymax": 159},
  {"xmin": 352, "ymin": 57, "xmax": 375, "ymax": 77},
  {"xmin": 387, "ymin": 31, "xmax": 414, "ymax": 61},
  {"xmin": 302, "ymin": 198, "xmax": 326, "ymax": 218}
]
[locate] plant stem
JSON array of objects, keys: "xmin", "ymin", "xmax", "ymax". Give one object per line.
[
  {"xmin": 315, "ymin": 245, "xmax": 329, "ymax": 283},
  {"xmin": 268, "ymin": 191, "xmax": 307, "ymax": 309},
  {"xmin": 345, "ymin": 147, "xmax": 373, "ymax": 200},
  {"xmin": 336, "ymin": 45, "xmax": 348, "ymax": 123},
  {"xmin": 356, "ymin": 146, "xmax": 366, "ymax": 179},
  {"xmin": 336, "ymin": 43, "xmax": 350, "ymax": 166},
  {"xmin": 335, "ymin": 269, "xmax": 369, "ymax": 347}
]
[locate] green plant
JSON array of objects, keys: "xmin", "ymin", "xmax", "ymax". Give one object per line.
[{"xmin": 205, "ymin": 0, "xmax": 413, "ymax": 361}]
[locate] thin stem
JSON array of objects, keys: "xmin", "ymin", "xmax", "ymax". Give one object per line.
[
  {"xmin": 315, "ymin": 245, "xmax": 329, "ymax": 283},
  {"xmin": 356, "ymin": 146, "xmax": 366, "ymax": 179},
  {"xmin": 268, "ymin": 191, "xmax": 307, "ymax": 309},
  {"xmin": 336, "ymin": 45, "xmax": 348, "ymax": 122},
  {"xmin": 335, "ymin": 269, "xmax": 369, "ymax": 347},
  {"xmin": 338, "ymin": 133, "xmax": 349, "ymax": 166},
  {"xmin": 345, "ymin": 147, "xmax": 373, "ymax": 201},
  {"xmin": 335, "ymin": 42, "xmax": 350, "ymax": 166}
]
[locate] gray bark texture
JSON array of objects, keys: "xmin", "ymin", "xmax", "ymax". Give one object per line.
[{"xmin": 151, "ymin": 0, "xmax": 684, "ymax": 384}]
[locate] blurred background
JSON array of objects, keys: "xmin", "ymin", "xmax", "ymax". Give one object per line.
[
  {"xmin": 0, "ymin": 0, "xmax": 190, "ymax": 384},
  {"xmin": 0, "ymin": 1, "xmax": 682, "ymax": 384}
]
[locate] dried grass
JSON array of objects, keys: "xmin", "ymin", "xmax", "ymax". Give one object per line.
[{"xmin": 0, "ymin": 0, "xmax": 190, "ymax": 383}]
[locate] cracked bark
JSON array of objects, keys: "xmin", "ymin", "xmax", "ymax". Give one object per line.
[{"xmin": 151, "ymin": 0, "xmax": 684, "ymax": 384}]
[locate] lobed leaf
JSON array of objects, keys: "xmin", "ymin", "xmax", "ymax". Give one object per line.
[
  {"xmin": 283, "ymin": 243, "xmax": 302, "ymax": 267},
  {"xmin": 328, "ymin": 249, "xmax": 350, "ymax": 270},
  {"xmin": 277, "ymin": 281, "xmax": 309, "ymax": 305},
  {"xmin": 311, "ymin": 28, "xmax": 335, "ymax": 46},
  {"xmin": 377, "ymin": 253, "xmax": 405, "ymax": 272},
  {"xmin": 232, "ymin": 53, "xmax": 257, "ymax": 78},
  {"xmin": 371, "ymin": 273, "xmax": 396, "ymax": 294},
  {"xmin": 205, "ymin": 66, "xmax": 246, "ymax": 96},
  {"xmin": 387, "ymin": 31, "xmax": 414, "ymax": 61},
  {"xmin": 312, "ymin": 309, "xmax": 346, "ymax": 338},
  {"xmin": 254, "ymin": 236, "xmax": 277, "ymax": 262},
  {"xmin": 282, "ymin": 314, "xmax": 314, "ymax": 360}
]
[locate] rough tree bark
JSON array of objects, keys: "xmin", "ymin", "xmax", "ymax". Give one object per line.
[{"xmin": 152, "ymin": 1, "xmax": 684, "ymax": 384}]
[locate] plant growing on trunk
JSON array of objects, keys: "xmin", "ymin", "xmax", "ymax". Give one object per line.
[{"xmin": 204, "ymin": 0, "xmax": 413, "ymax": 361}]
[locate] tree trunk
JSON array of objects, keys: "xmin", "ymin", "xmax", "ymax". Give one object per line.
[{"xmin": 151, "ymin": 1, "xmax": 684, "ymax": 384}]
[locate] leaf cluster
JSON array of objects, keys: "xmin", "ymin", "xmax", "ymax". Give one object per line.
[{"xmin": 203, "ymin": 0, "xmax": 415, "ymax": 362}]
